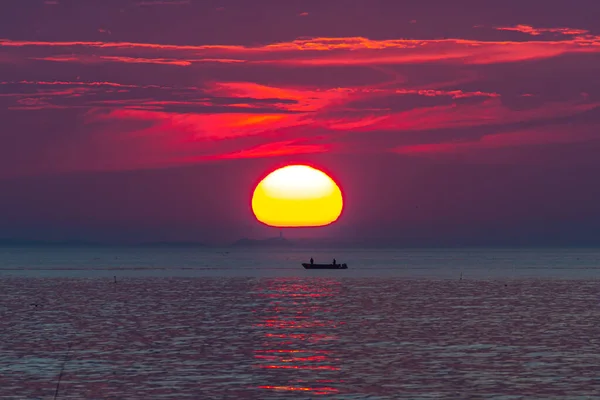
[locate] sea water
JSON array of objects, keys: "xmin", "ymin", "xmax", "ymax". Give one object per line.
[{"xmin": 1, "ymin": 247, "xmax": 599, "ymax": 398}]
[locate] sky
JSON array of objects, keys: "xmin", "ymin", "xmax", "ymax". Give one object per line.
[{"xmin": 1, "ymin": 0, "xmax": 600, "ymax": 246}]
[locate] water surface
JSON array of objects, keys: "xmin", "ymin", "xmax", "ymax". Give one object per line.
[{"xmin": 1, "ymin": 247, "xmax": 599, "ymax": 398}]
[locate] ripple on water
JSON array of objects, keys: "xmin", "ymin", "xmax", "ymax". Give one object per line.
[{"xmin": 0, "ymin": 277, "xmax": 599, "ymax": 398}]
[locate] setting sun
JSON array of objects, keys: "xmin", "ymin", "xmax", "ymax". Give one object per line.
[{"xmin": 251, "ymin": 165, "xmax": 343, "ymax": 227}]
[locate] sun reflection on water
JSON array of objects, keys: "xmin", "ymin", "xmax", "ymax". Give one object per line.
[{"xmin": 252, "ymin": 278, "xmax": 343, "ymax": 395}]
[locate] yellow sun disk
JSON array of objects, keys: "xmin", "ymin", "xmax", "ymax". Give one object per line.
[{"xmin": 252, "ymin": 165, "xmax": 343, "ymax": 227}]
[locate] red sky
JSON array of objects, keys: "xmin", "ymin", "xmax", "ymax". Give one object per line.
[{"xmin": 1, "ymin": 0, "xmax": 600, "ymax": 245}]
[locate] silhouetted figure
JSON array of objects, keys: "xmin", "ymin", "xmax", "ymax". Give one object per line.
[
  {"xmin": 310, "ymin": 258, "xmax": 314, "ymax": 265},
  {"xmin": 333, "ymin": 258, "xmax": 336, "ymax": 265},
  {"xmin": 114, "ymin": 276, "xmax": 117, "ymax": 284}
]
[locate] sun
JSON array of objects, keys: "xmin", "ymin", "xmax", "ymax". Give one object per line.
[{"xmin": 251, "ymin": 165, "xmax": 344, "ymax": 227}]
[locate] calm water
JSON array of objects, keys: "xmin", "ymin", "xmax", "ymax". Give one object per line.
[
  {"xmin": 1, "ymin": 247, "xmax": 600, "ymax": 398},
  {"xmin": 1, "ymin": 246, "xmax": 600, "ymax": 279}
]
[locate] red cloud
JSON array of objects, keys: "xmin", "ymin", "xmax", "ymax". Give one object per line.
[
  {"xmin": 494, "ymin": 25, "xmax": 589, "ymax": 37},
  {"xmin": 86, "ymin": 108, "xmax": 310, "ymax": 140},
  {"xmin": 199, "ymin": 139, "xmax": 329, "ymax": 160},
  {"xmin": 5, "ymin": 76, "xmax": 595, "ymax": 169},
  {"xmin": 30, "ymin": 55, "xmax": 193, "ymax": 66},
  {"xmin": 394, "ymin": 126, "xmax": 600, "ymax": 156},
  {"xmin": 99, "ymin": 56, "xmax": 192, "ymax": 66},
  {"xmin": 207, "ymin": 82, "xmax": 353, "ymax": 112},
  {"xmin": 321, "ymin": 98, "xmax": 598, "ymax": 135},
  {"xmin": 8, "ymin": 80, "xmax": 162, "ymax": 89},
  {"xmin": 2, "ymin": 25, "xmax": 600, "ymax": 68},
  {"xmin": 2, "ymin": 23, "xmax": 599, "ymax": 176},
  {"xmin": 54, "ymin": 81, "xmax": 594, "ymax": 174}
]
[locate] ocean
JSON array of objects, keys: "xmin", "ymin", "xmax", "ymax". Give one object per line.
[{"xmin": 1, "ymin": 247, "xmax": 599, "ymax": 399}]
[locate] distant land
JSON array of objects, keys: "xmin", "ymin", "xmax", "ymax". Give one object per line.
[
  {"xmin": 0, "ymin": 236, "xmax": 346, "ymax": 248},
  {"xmin": 135, "ymin": 241, "xmax": 206, "ymax": 248},
  {"xmin": 0, "ymin": 237, "xmax": 332, "ymax": 248},
  {"xmin": 231, "ymin": 237, "xmax": 292, "ymax": 247},
  {"xmin": 0, "ymin": 238, "xmax": 206, "ymax": 247},
  {"xmin": 0, "ymin": 238, "xmax": 99, "ymax": 247},
  {"xmin": 1, "ymin": 237, "xmax": 599, "ymax": 249},
  {"xmin": 230, "ymin": 236, "xmax": 367, "ymax": 248}
]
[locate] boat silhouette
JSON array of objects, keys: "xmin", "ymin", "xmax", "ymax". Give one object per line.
[{"xmin": 302, "ymin": 262, "xmax": 348, "ymax": 269}]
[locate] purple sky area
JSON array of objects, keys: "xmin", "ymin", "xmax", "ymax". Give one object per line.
[{"xmin": 1, "ymin": 0, "xmax": 600, "ymax": 245}]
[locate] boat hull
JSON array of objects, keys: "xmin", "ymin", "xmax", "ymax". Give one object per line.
[{"xmin": 302, "ymin": 263, "xmax": 348, "ymax": 269}]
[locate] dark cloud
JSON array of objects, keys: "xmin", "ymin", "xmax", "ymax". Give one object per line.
[{"xmin": 0, "ymin": 80, "xmax": 301, "ymax": 114}]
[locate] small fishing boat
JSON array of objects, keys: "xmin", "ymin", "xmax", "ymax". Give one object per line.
[{"xmin": 302, "ymin": 263, "xmax": 348, "ymax": 270}]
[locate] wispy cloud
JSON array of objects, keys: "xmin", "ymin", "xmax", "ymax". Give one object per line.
[
  {"xmin": 199, "ymin": 139, "xmax": 329, "ymax": 160},
  {"xmin": 0, "ymin": 80, "xmax": 304, "ymax": 114},
  {"xmin": 493, "ymin": 25, "xmax": 589, "ymax": 37},
  {"xmin": 1, "ymin": 21, "xmax": 599, "ymax": 176},
  {"xmin": 99, "ymin": 56, "xmax": 192, "ymax": 66},
  {"xmin": 29, "ymin": 55, "xmax": 193, "ymax": 66},
  {"xmin": 135, "ymin": 0, "xmax": 191, "ymax": 5},
  {"xmin": 2, "ymin": 26, "xmax": 600, "ymax": 69},
  {"xmin": 394, "ymin": 125, "xmax": 600, "ymax": 156}
]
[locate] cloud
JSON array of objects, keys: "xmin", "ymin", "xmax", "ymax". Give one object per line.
[
  {"xmin": 99, "ymin": 56, "xmax": 192, "ymax": 66},
  {"xmin": 29, "ymin": 55, "xmax": 193, "ymax": 66},
  {"xmin": 31, "ymin": 85, "xmax": 589, "ymax": 174},
  {"xmin": 199, "ymin": 139, "xmax": 329, "ymax": 160},
  {"xmin": 135, "ymin": 0, "xmax": 191, "ymax": 5},
  {"xmin": 493, "ymin": 25, "xmax": 589, "ymax": 37},
  {"xmin": 0, "ymin": 80, "xmax": 304, "ymax": 113},
  {"xmin": 391, "ymin": 122, "xmax": 600, "ymax": 169},
  {"xmin": 2, "ymin": 26, "xmax": 600, "ymax": 69},
  {"xmin": 2, "ymin": 69, "xmax": 598, "ymax": 176},
  {"xmin": 1, "ymin": 23, "xmax": 600, "ymax": 177}
]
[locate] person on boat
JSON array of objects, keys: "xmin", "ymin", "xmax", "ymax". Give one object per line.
[
  {"xmin": 333, "ymin": 258, "xmax": 336, "ymax": 265},
  {"xmin": 310, "ymin": 257, "xmax": 314, "ymax": 265}
]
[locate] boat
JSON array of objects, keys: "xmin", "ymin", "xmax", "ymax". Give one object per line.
[{"xmin": 302, "ymin": 263, "xmax": 348, "ymax": 269}]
